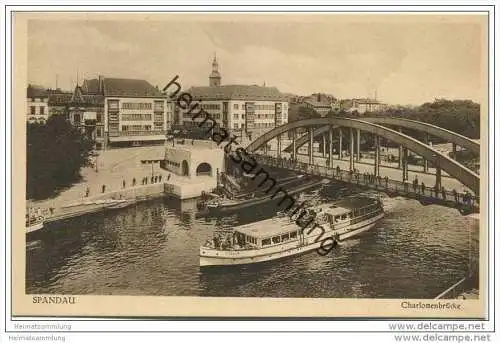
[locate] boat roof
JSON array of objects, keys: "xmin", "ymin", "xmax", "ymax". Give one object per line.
[
  {"xmin": 315, "ymin": 205, "xmax": 352, "ymax": 216},
  {"xmin": 235, "ymin": 217, "xmax": 298, "ymax": 239}
]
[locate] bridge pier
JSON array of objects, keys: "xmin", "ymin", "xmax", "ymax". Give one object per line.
[
  {"xmin": 350, "ymin": 128, "xmax": 354, "ymax": 171},
  {"xmin": 435, "ymin": 166, "xmax": 442, "ymax": 192},
  {"xmin": 277, "ymin": 134, "xmax": 281, "ymax": 158},
  {"xmin": 328, "ymin": 126, "xmax": 334, "ymax": 169},
  {"xmin": 338, "ymin": 128, "xmax": 343, "ymax": 160},
  {"xmin": 398, "ymin": 127, "xmax": 403, "ymax": 169},
  {"xmin": 322, "ymin": 134, "xmax": 326, "ymax": 158},
  {"xmin": 356, "ymin": 129, "xmax": 360, "ymax": 161},
  {"xmin": 309, "ymin": 126, "xmax": 313, "ymax": 165},
  {"xmin": 374, "ymin": 135, "xmax": 380, "ymax": 176},
  {"xmin": 402, "ymin": 147, "xmax": 409, "ymax": 181},
  {"xmin": 424, "ymin": 133, "xmax": 429, "ymax": 173}
]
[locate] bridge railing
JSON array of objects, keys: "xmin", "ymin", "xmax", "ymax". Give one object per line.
[{"xmin": 253, "ymin": 154, "xmax": 479, "ymax": 209}]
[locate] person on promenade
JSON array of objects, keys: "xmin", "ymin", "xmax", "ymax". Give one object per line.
[
  {"xmin": 167, "ymin": 174, "xmax": 171, "ymax": 181},
  {"xmin": 102, "ymin": 184, "xmax": 106, "ymax": 193},
  {"xmin": 151, "ymin": 176, "xmax": 154, "ymax": 184},
  {"xmin": 132, "ymin": 178, "xmax": 136, "ymax": 186},
  {"xmin": 122, "ymin": 180, "xmax": 126, "ymax": 189},
  {"xmin": 159, "ymin": 175, "xmax": 162, "ymax": 183},
  {"xmin": 85, "ymin": 186, "xmax": 90, "ymax": 197}
]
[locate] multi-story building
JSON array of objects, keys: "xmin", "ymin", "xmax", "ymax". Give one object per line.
[
  {"xmin": 26, "ymin": 85, "xmax": 50, "ymax": 123},
  {"xmin": 49, "ymin": 76, "xmax": 174, "ymax": 149},
  {"xmin": 182, "ymin": 55, "xmax": 288, "ymax": 141},
  {"xmin": 348, "ymin": 98, "xmax": 387, "ymax": 114}
]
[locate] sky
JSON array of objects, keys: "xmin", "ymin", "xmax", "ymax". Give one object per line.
[{"xmin": 27, "ymin": 14, "xmax": 486, "ymax": 105}]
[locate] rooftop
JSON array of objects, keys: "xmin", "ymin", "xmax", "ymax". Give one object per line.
[
  {"xmin": 82, "ymin": 77, "xmax": 164, "ymax": 98},
  {"xmin": 188, "ymin": 84, "xmax": 287, "ymax": 101}
]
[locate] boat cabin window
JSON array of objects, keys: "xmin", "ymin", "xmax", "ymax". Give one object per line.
[
  {"xmin": 290, "ymin": 231, "xmax": 297, "ymax": 239},
  {"xmin": 262, "ymin": 238, "xmax": 271, "ymax": 246},
  {"xmin": 335, "ymin": 215, "xmax": 340, "ymax": 222},
  {"xmin": 272, "ymin": 236, "xmax": 281, "ymax": 244},
  {"xmin": 341, "ymin": 214, "xmax": 347, "ymax": 220},
  {"xmin": 281, "ymin": 233, "xmax": 289, "ymax": 242}
]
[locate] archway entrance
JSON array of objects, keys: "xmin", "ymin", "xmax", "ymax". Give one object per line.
[
  {"xmin": 181, "ymin": 160, "xmax": 189, "ymax": 176},
  {"xmin": 196, "ymin": 162, "xmax": 212, "ymax": 176}
]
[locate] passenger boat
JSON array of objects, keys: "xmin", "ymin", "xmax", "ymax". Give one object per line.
[
  {"xmin": 200, "ymin": 196, "xmax": 384, "ymax": 267},
  {"xmin": 26, "ymin": 214, "xmax": 44, "ymax": 234},
  {"xmin": 197, "ymin": 178, "xmax": 326, "ymax": 217}
]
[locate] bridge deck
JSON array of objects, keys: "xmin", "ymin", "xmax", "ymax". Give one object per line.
[{"xmin": 253, "ymin": 155, "xmax": 479, "ymax": 214}]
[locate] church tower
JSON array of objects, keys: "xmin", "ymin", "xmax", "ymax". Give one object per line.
[{"xmin": 209, "ymin": 53, "xmax": 221, "ymax": 87}]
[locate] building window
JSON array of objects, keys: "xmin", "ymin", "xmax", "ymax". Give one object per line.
[
  {"xmin": 108, "ymin": 99, "xmax": 119, "ymax": 110},
  {"xmin": 121, "ymin": 113, "xmax": 152, "ymax": 121},
  {"xmin": 97, "ymin": 113, "xmax": 103, "ymax": 123},
  {"xmin": 233, "ymin": 114, "xmax": 239, "ymax": 120},
  {"xmin": 30, "ymin": 106, "xmax": 36, "ymax": 115},
  {"xmin": 234, "ymin": 104, "xmax": 238, "ymax": 110},
  {"xmin": 234, "ymin": 123, "xmax": 238, "ymax": 129},
  {"xmin": 96, "ymin": 127, "xmax": 103, "ymax": 137},
  {"xmin": 154, "ymin": 100, "xmax": 164, "ymax": 112},
  {"xmin": 241, "ymin": 123, "xmax": 245, "ymax": 129},
  {"xmin": 241, "ymin": 114, "xmax": 245, "ymax": 119},
  {"xmin": 39, "ymin": 107, "xmax": 45, "ymax": 115},
  {"xmin": 122, "ymin": 102, "xmax": 152, "ymax": 110}
]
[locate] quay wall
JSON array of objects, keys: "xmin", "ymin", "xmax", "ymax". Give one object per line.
[{"xmin": 89, "ymin": 183, "xmax": 165, "ymax": 201}]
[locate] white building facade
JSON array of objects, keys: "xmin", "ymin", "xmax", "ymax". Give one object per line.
[{"xmin": 182, "ymin": 55, "xmax": 288, "ymax": 141}]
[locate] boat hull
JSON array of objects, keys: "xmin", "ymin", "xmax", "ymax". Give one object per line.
[
  {"xmin": 200, "ymin": 212, "xmax": 383, "ymax": 267},
  {"xmin": 26, "ymin": 222, "xmax": 44, "ymax": 234}
]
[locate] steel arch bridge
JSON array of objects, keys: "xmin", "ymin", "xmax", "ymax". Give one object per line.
[
  {"xmin": 282, "ymin": 117, "xmax": 479, "ymax": 155},
  {"xmin": 245, "ymin": 118, "xmax": 480, "ymax": 195}
]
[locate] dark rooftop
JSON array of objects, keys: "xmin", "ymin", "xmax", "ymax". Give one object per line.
[
  {"xmin": 188, "ymin": 84, "xmax": 287, "ymax": 101},
  {"xmin": 82, "ymin": 77, "xmax": 164, "ymax": 98}
]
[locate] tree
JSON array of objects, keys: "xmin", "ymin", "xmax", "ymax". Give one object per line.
[{"xmin": 27, "ymin": 115, "xmax": 95, "ymax": 199}]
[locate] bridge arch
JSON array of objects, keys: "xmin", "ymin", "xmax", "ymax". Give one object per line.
[
  {"xmin": 245, "ymin": 118, "xmax": 480, "ymax": 194},
  {"xmin": 283, "ymin": 117, "xmax": 479, "ymax": 155}
]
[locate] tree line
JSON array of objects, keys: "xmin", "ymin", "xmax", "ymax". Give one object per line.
[{"xmin": 27, "ymin": 115, "xmax": 95, "ymax": 200}]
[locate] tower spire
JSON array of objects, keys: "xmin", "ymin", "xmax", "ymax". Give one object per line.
[{"xmin": 209, "ymin": 52, "xmax": 221, "ymax": 87}]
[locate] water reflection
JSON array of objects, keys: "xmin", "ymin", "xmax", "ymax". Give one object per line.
[{"xmin": 26, "ymin": 191, "xmax": 479, "ymax": 298}]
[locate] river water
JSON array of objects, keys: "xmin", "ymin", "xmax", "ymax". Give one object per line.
[{"xmin": 26, "ymin": 188, "xmax": 479, "ymax": 298}]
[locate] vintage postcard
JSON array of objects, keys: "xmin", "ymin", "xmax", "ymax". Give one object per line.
[{"xmin": 10, "ymin": 10, "xmax": 490, "ymax": 319}]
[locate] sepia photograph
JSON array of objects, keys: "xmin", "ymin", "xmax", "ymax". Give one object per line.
[{"xmin": 9, "ymin": 10, "xmax": 491, "ymax": 319}]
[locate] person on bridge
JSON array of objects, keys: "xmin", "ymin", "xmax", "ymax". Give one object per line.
[
  {"xmin": 453, "ymin": 189, "xmax": 458, "ymax": 204},
  {"xmin": 385, "ymin": 176, "xmax": 389, "ymax": 189},
  {"xmin": 132, "ymin": 178, "xmax": 136, "ymax": 186},
  {"xmin": 421, "ymin": 182, "xmax": 425, "ymax": 195},
  {"xmin": 413, "ymin": 176, "xmax": 418, "ymax": 193},
  {"xmin": 441, "ymin": 187, "xmax": 446, "ymax": 200}
]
